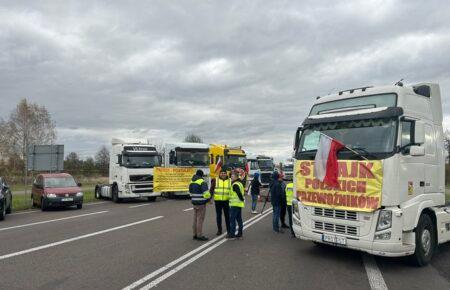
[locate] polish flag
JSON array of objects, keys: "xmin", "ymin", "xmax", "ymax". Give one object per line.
[
  {"xmin": 314, "ymin": 134, "xmax": 345, "ymax": 187},
  {"xmin": 214, "ymin": 157, "xmax": 223, "ymax": 173}
]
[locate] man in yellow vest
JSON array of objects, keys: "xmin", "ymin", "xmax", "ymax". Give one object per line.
[
  {"xmin": 189, "ymin": 170, "xmax": 211, "ymax": 241},
  {"xmin": 227, "ymin": 168, "xmax": 245, "ymax": 240},
  {"xmin": 285, "ymin": 182, "xmax": 295, "ymax": 237},
  {"xmin": 211, "ymin": 169, "xmax": 231, "ymax": 236}
]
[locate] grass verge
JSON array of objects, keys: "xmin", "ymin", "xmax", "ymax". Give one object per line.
[{"xmin": 12, "ymin": 190, "xmax": 96, "ymax": 212}]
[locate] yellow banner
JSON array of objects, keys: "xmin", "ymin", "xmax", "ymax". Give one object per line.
[
  {"xmin": 295, "ymin": 160, "xmax": 383, "ymax": 212},
  {"xmin": 153, "ymin": 167, "xmax": 196, "ymax": 192}
]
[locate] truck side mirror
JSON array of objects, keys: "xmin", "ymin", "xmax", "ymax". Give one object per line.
[
  {"xmin": 294, "ymin": 126, "xmax": 303, "ymax": 150},
  {"xmin": 414, "ymin": 121, "xmax": 425, "ymax": 145},
  {"xmin": 410, "ymin": 145, "xmax": 425, "ymax": 156}
]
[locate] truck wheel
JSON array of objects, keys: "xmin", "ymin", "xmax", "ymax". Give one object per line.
[
  {"xmin": 95, "ymin": 186, "xmax": 102, "ymax": 199},
  {"xmin": 147, "ymin": 196, "xmax": 156, "ymax": 202},
  {"xmin": 41, "ymin": 198, "xmax": 48, "ymax": 211},
  {"xmin": 410, "ymin": 214, "xmax": 436, "ymax": 266},
  {"xmin": 112, "ymin": 185, "xmax": 120, "ymax": 203},
  {"xmin": 0, "ymin": 200, "xmax": 5, "ymax": 220}
]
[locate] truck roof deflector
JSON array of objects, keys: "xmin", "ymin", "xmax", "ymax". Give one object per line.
[{"xmin": 302, "ymin": 107, "xmax": 403, "ymax": 125}]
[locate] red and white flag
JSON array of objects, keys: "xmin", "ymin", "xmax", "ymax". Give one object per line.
[
  {"xmin": 214, "ymin": 157, "xmax": 223, "ymax": 173},
  {"xmin": 314, "ymin": 134, "xmax": 344, "ymax": 187}
]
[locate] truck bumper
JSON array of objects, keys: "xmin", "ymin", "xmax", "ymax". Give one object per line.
[{"xmin": 119, "ymin": 191, "xmax": 161, "ymax": 198}]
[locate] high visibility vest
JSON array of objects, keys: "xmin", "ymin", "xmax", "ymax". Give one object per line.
[
  {"xmin": 189, "ymin": 178, "xmax": 211, "ymax": 204},
  {"xmin": 286, "ymin": 182, "xmax": 294, "ymax": 206},
  {"xmin": 229, "ymin": 181, "xmax": 245, "ymax": 208},
  {"xmin": 214, "ymin": 178, "xmax": 231, "ymax": 201}
]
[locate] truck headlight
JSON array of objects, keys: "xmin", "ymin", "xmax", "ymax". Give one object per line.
[
  {"xmin": 76, "ymin": 192, "xmax": 83, "ymax": 197},
  {"xmin": 376, "ymin": 210, "xmax": 392, "ymax": 231},
  {"xmin": 46, "ymin": 193, "xmax": 57, "ymax": 198}
]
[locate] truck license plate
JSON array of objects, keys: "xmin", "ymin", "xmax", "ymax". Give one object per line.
[
  {"xmin": 322, "ymin": 234, "xmax": 346, "ymax": 245},
  {"xmin": 61, "ymin": 198, "xmax": 73, "ymax": 202}
]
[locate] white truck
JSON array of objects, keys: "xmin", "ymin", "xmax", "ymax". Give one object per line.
[
  {"xmin": 282, "ymin": 160, "xmax": 294, "ymax": 181},
  {"xmin": 162, "ymin": 142, "xmax": 210, "ymax": 197},
  {"xmin": 256, "ymin": 155, "xmax": 274, "ymax": 187},
  {"xmin": 292, "ymin": 82, "xmax": 450, "ymax": 266},
  {"xmin": 245, "ymin": 153, "xmax": 261, "ymax": 183},
  {"xmin": 95, "ymin": 138, "xmax": 162, "ymax": 202}
]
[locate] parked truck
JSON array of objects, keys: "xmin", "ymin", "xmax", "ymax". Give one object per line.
[
  {"xmin": 282, "ymin": 160, "xmax": 294, "ymax": 181},
  {"xmin": 292, "ymin": 82, "xmax": 450, "ymax": 266},
  {"xmin": 256, "ymin": 155, "xmax": 274, "ymax": 187},
  {"xmin": 95, "ymin": 138, "xmax": 162, "ymax": 202},
  {"xmin": 209, "ymin": 144, "xmax": 246, "ymax": 179},
  {"xmin": 162, "ymin": 142, "xmax": 210, "ymax": 197},
  {"xmin": 245, "ymin": 153, "xmax": 261, "ymax": 183}
]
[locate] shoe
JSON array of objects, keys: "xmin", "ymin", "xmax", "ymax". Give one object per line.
[
  {"xmin": 193, "ymin": 235, "xmax": 197, "ymax": 240},
  {"xmin": 281, "ymin": 224, "xmax": 289, "ymax": 229},
  {"xmin": 216, "ymin": 230, "xmax": 222, "ymax": 236},
  {"xmin": 236, "ymin": 234, "xmax": 243, "ymax": 239},
  {"xmin": 196, "ymin": 235, "xmax": 209, "ymax": 241},
  {"xmin": 226, "ymin": 234, "xmax": 236, "ymax": 240},
  {"xmin": 251, "ymin": 210, "xmax": 257, "ymax": 214}
]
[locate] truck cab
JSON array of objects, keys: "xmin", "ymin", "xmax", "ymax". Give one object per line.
[
  {"xmin": 246, "ymin": 154, "xmax": 261, "ymax": 183},
  {"xmin": 95, "ymin": 138, "xmax": 162, "ymax": 202},
  {"xmin": 256, "ymin": 155, "xmax": 274, "ymax": 187},
  {"xmin": 162, "ymin": 142, "xmax": 210, "ymax": 196},
  {"xmin": 282, "ymin": 160, "xmax": 294, "ymax": 181},
  {"xmin": 209, "ymin": 144, "xmax": 246, "ymax": 179},
  {"xmin": 292, "ymin": 83, "xmax": 450, "ymax": 265}
]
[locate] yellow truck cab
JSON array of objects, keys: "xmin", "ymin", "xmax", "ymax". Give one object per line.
[{"xmin": 209, "ymin": 144, "xmax": 247, "ymax": 179}]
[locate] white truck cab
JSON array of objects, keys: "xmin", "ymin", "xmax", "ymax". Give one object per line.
[
  {"xmin": 245, "ymin": 153, "xmax": 261, "ymax": 183},
  {"xmin": 162, "ymin": 142, "xmax": 210, "ymax": 196},
  {"xmin": 256, "ymin": 155, "xmax": 274, "ymax": 187},
  {"xmin": 292, "ymin": 82, "xmax": 450, "ymax": 266},
  {"xmin": 95, "ymin": 138, "xmax": 162, "ymax": 202},
  {"xmin": 282, "ymin": 160, "xmax": 294, "ymax": 181}
]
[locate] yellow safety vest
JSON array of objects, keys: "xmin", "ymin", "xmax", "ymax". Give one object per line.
[
  {"xmin": 189, "ymin": 178, "xmax": 211, "ymax": 202},
  {"xmin": 214, "ymin": 178, "xmax": 231, "ymax": 201},
  {"xmin": 229, "ymin": 181, "xmax": 245, "ymax": 208},
  {"xmin": 286, "ymin": 182, "xmax": 294, "ymax": 206}
]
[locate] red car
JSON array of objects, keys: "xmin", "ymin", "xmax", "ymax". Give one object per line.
[{"xmin": 31, "ymin": 173, "xmax": 83, "ymax": 211}]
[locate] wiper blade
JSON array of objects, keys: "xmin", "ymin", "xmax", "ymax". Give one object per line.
[{"xmin": 342, "ymin": 147, "xmax": 376, "ymax": 159}]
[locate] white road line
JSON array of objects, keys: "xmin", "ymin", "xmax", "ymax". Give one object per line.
[
  {"xmin": 123, "ymin": 208, "xmax": 273, "ymax": 290},
  {"xmin": 183, "ymin": 208, "xmax": 193, "ymax": 212},
  {"xmin": 0, "ymin": 216, "xmax": 163, "ymax": 261},
  {"xmin": 141, "ymin": 209, "xmax": 273, "ymax": 289},
  {"xmin": 0, "ymin": 211, "xmax": 108, "ymax": 232},
  {"xmin": 362, "ymin": 253, "xmax": 388, "ymax": 290},
  {"xmin": 129, "ymin": 204, "xmax": 151, "ymax": 209}
]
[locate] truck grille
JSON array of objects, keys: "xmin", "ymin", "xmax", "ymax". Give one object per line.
[
  {"xmin": 314, "ymin": 207, "xmax": 357, "ymax": 221},
  {"xmin": 260, "ymin": 173, "xmax": 272, "ymax": 184},
  {"xmin": 130, "ymin": 175, "xmax": 153, "ymax": 182},
  {"xmin": 314, "ymin": 221, "xmax": 358, "ymax": 236}
]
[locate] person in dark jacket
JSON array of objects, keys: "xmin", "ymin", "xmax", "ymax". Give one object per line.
[
  {"xmin": 269, "ymin": 171, "xmax": 284, "ymax": 232},
  {"xmin": 227, "ymin": 168, "xmax": 245, "ymax": 240},
  {"xmin": 278, "ymin": 173, "xmax": 289, "ymax": 229},
  {"xmin": 248, "ymin": 172, "xmax": 262, "ymax": 214},
  {"xmin": 189, "ymin": 170, "xmax": 211, "ymax": 241}
]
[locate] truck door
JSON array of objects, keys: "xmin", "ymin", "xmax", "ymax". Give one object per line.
[{"xmin": 399, "ymin": 119, "xmax": 425, "ymax": 198}]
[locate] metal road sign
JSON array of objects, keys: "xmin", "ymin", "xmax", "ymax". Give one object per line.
[{"xmin": 27, "ymin": 145, "xmax": 64, "ymax": 171}]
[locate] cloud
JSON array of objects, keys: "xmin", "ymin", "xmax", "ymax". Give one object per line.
[{"xmin": 1, "ymin": 0, "xmax": 450, "ymax": 162}]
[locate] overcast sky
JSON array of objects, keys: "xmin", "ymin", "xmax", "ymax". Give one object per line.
[{"xmin": 1, "ymin": 0, "xmax": 450, "ymax": 162}]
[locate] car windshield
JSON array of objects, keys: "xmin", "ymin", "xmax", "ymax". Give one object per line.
[
  {"xmin": 123, "ymin": 154, "xmax": 160, "ymax": 168},
  {"xmin": 258, "ymin": 159, "xmax": 273, "ymax": 170},
  {"xmin": 224, "ymin": 154, "xmax": 246, "ymax": 169},
  {"xmin": 297, "ymin": 117, "xmax": 397, "ymax": 159},
  {"xmin": 44, "ymin": 177, "xmax": 77, "ymax": 188},
  {"xmin": 309, "ymin": 94, "xmax": 397, "ymax": 115},
  {"xmin": 176, "ymin": 150, "xmax": 208, "ymax": 166}
]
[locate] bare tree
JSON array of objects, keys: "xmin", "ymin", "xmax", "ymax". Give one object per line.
[
  {"xmin": 95, "ymin": 145, "xmax": 110, "ymax": 175},
  {"xmin": 184, "ymin": 133, "xmax": 203, "ymax": 143}
]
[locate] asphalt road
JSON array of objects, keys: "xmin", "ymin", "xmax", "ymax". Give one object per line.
[{"xmin": 1, "ymin": 195, "xmax": 450, "ymax": 290}]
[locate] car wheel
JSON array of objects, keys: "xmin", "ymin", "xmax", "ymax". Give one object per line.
[
  {"xmin": 112, "ymin": 185, "xmax": 120, "ymax": 203},
  {"xmin": 147, "ymin": 196, "xmax": 156, "ymax": 202},
  {"xmin": 41, "ymin": 198, "xmax": 48, "ymax": 211},
  {"xmin": 0, "ymin": 200, "xmax": 6, "ymax": 220},
  {"xmin": 77, "ymin": 204, "xmax": 83, "ymax": 209},
  {"xmin": 6, "ymin": 196, "xmax": 12, "ymax": 214},
  {"xmin": 95, "ymin": 186, "xmax": 101, "ymax": 199},
  {"xmin": 410, "ymin": 213, "xmax": 436, "ymax": 266}
]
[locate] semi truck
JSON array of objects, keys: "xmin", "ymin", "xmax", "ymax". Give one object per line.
[
  {"xmin": 292, "ymin": 82, "xmax": 450, "ymax": 266},
  {"xmin": 282, "ymin": 160, "xmax": 294, "ymax": 181},
  {"xmin": 95, "ymin": 138, "xmax": 162, "ymax": 202},
  {"xmin": 245, "ymin": 153, "xmax": 261, "ymax": 183},
  {"xmin": 256, "ymin": 155, "xmax": 274, "ymax": 187},
  {"xmin": 209, "ymin": 144, "xmax": 246, "ymax": 179},
  {"xmin": 162, "ymin": 142, "xmax": 210, "ymax": 197}
]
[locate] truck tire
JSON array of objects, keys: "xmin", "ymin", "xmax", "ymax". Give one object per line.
[
  {"xmin": 410, "ymin": 213, "xmax": 436, "ymax": 266},
  {"xmin": 112, "ymin": 185, "xmax": 120, "ymax": 203},
  {"xmin": 147, "ymin": 196, "xmax": 156, "ymax": 202},
  {"xmin": 95, "ymin": 186, "xmax": 102, "ymax": 199}
]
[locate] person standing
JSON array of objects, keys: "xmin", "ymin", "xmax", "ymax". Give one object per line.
[
  {"xmin": 189, "ymin": 170, "xmax": 211, "ymax": 241},
  {"xmin": 285, "ymin": 181, "xmax": 295, "ymax": 237},
  {"xmin": 279, "ymin": 172, "xmax": 289, "ymax": 229},
  {"xmin": 228, "ymin": 168, "xmax": 245, "ymax": 240},
  {"xmin": 211, "ymin": 169, "xmax": 231, "ymax": 236},
  {"xmin": 269, "ymin": 171, "xmax": 284, "ymax": 233},
  {"xmin": 248, "ymin": 172, "xmax": 261, "ymax": 214}
]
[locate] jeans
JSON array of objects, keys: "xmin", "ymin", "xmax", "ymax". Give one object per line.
[
  {"xmin": 251, "ymin": 194, "xmax": 258, "ymax": 211},
  {"xmin": 215, "ymin": 200, "xmax": 230, "ymax": 234},
  {"xmin": 272, "ymin": 205, "xmax": 281, "ymax": 232},
  {"xmin": 280, "ymin": 198, "xmax": 287, "ymax": 225},
  {"xmin": 193, "ymin": 204, "xmax": 206, "ymax": 236},
  {"xmin": 229, "ymin": 206, "xmax": 243, "ymax": 237},
  {"xmin": 287, "ymin": 205, "xmax": 294, "ymax": 235}
]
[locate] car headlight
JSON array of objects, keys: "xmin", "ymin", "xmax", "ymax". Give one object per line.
[
  {"xmin": 376, "ymin": 210, "xmax": 392, "ymax": 231},
  {"xmin": 76, "ymin": 192, "xmax": 83, "ymax": 197},
  {"xmin": 47, "ymin": 193, "xmax": 57, "ymax": 198}
]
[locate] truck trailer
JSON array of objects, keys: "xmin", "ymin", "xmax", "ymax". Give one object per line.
[
  {"xmin": 95, "ymin": 138, "xmax": 162, "ymax": 202},
  {"xmin": 292, "ymin": 82, "xmax": 450, "ymax": 266}
]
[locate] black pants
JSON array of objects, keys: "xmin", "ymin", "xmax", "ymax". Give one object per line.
[
  {"xmin": 287, "ymin": 205, "xmax": 294, "ymax": 234},
  {"xmin": 280, "ymin": 198, "xmax": 287, "ymax": 225},
  {"xmin": 215, "ymin": 200, "xmax": 230, "ymax": 234}
]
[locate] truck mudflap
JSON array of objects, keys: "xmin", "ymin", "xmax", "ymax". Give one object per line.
[{"xmin": 433, "ymin": 206, "xmax": 450, "ymax": 244}]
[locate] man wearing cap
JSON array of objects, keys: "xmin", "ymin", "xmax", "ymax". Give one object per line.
[
  {"xmin": 189, "ymin": 169, "xmax": 211, "ymax": 241},
  {"xmin": 210, "ymin": 169, "xmax": 231, "ymax": 236}
]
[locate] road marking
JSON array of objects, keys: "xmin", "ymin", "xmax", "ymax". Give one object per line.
[
  {"xmin": 0, "ymin": 211, "xmax": 108, "ymax": 232},
  {"xmin": 85, "ymin": 201, "xmax": 108, "ymax": 206},
  {"xmin": 0, "ymin": 216, "xmax": 163, "ymax": 261},
  {"xmin": 141, "ymin": 209, "xmax": 273, "ymax": 289},
  {"xmin": 129, "ymin": 204, "xmax": 151, "ymax": 208},
  {"xmin": 362, "ymin": 253, "xmax": 388, "ymax": 290},
  {"xmin": 183, "ymin": 208, "xmax": 193, "ymax": 212},
  {"xmin": 9, "ymin": 210, "xmax": 39, "ymax": 216},
  {"xmin": 123, "ymin": 208, "xmax": 272, "ymax": 290}
]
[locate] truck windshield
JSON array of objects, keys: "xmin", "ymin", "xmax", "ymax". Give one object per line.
[
  {"xmin": 283, "ymin": 165, "xmax": 293, "ymax": 171},
  {"xmin": 258, "ymin": 160, "xmax": 274, "ymax": 170},
  {"xmin": 224, "ymin": 155, "xmax": 246, "ymax": 169},
  {"xmin": 45, "ymin": 177, "xmax": 77, "ymax": 188},
  {"xmin": 176, "ymin": 150, "xmax": 208, "ymax": 166},
  {"xmin": 249, "ymin": 160, "xmax": 259, "ymax": 170},
  {"xmin": 123, "ymin": 154, "xmax": 160, "ymax": 168},
  {"xmin": 296, "ymin": 117, "xmax": 397, "ymax": 159}
]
